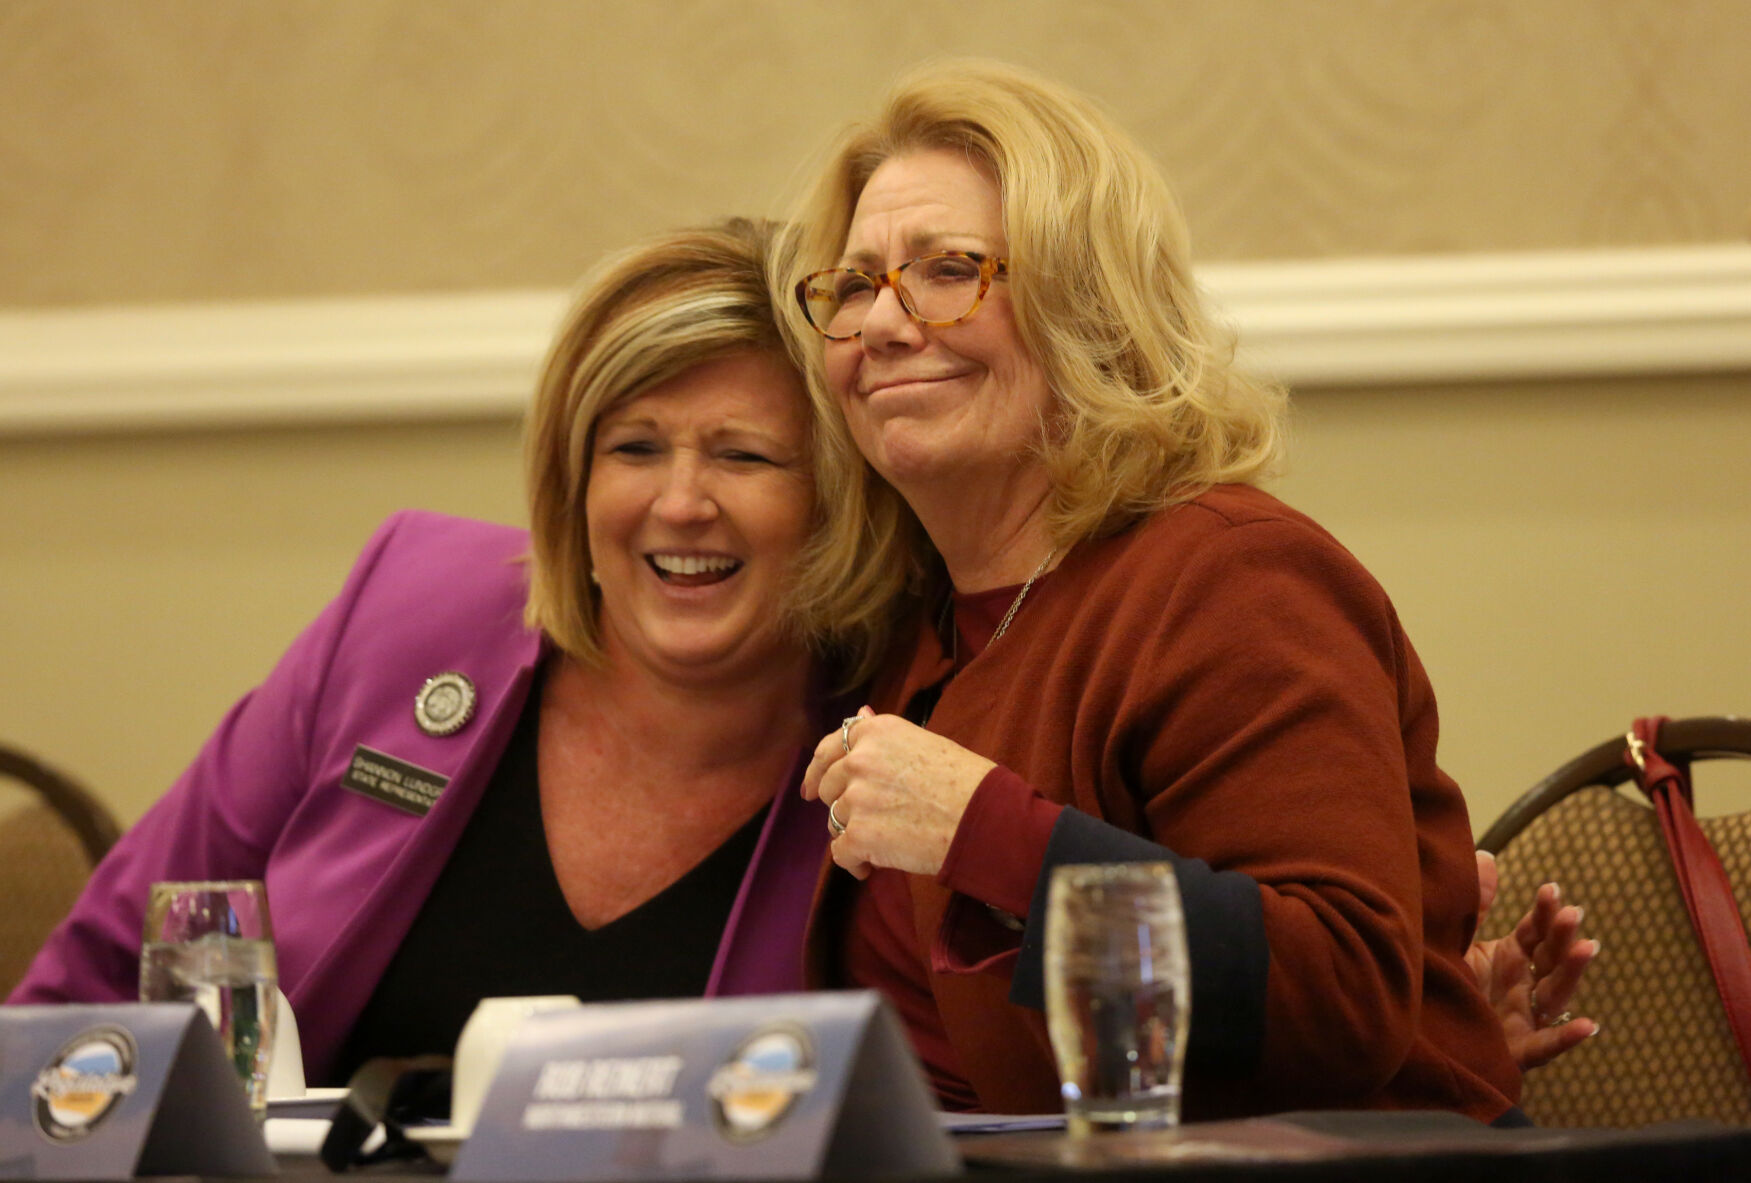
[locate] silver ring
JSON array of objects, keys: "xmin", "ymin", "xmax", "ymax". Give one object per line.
[
  {"xmin": 1545, "ymin": 1010, "xmax": 1574, "ymax": 1029},
  {"xmin": 828, "ymin": 799, "xmax": 847, "ymax": 838},
  {"xmin": 840, "ymin": 716, "xmax": 861, "ymax": 755}
]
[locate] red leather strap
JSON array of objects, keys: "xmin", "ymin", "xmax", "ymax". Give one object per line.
[{"xmin": 1626, "ymin": 715, "xmax": 1751, "ymax": 1075}]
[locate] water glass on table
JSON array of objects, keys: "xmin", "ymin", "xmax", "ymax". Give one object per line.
[
  {"xmin": 139, "ymin": 879, "xmax": 278, "ymax": 1120},
  {"xmin": 1044, "ymin": 862, "xmax": 1191, "ymax": 1134}
]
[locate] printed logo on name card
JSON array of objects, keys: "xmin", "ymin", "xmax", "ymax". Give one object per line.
[
  {"xmin": 706, "ymin": 1023, "xmax": 818, "ymax": 1144},
  {"xmin": 341, "ymin": 745, "xmax": 450, "ymax": 816},
  {"xmin": 31, "ymin": 1025, "xmax": 139, "ymax": 1144}
]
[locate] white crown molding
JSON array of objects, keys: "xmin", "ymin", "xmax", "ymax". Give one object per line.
[
  {"xmin": 1212, "ymin": 244, "xmax": 1751, "ymax": 388},
  {"xmin": 0, "ymin": 290, "xmax": 566, "ymax": 435},
  {"xmin": 3, "ymin": 245, "xmax": 1749, "ymax": 436}
]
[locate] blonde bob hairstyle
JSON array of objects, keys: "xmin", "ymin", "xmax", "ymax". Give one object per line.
[
  {"xmin": 524, "ymin": 218, "xmax": 909, "ymax": 687},
  {"xmin": 782, "ymin": 59, "xmax": 1286, "ymax": 547}
]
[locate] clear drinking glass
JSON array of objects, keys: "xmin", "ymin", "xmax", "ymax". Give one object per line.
[
  {"xmin": 1044, "ymin": 862, "xmax": 1191, "ymax": 1134},
  {"xmin": 139, "ymin": 880, "xmax": 278, "ymax": 1120}
]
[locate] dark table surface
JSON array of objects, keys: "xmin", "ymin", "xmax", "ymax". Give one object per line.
[{"xmin": 251, "ymin": 1110, "xmax": 1751, "ymax": 1183}]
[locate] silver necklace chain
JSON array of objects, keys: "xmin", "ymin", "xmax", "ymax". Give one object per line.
[{"xmin": 990, "ymin": 548, "xmax": 1057, "ymax": 644}]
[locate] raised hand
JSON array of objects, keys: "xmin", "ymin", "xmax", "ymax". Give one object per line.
[{"xmin": 1469, "ymin": 850, "xmax": 1600, "ymax": 1070}]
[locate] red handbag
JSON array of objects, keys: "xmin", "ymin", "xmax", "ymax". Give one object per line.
[{"xmin": 1624, "ymin": 715, "xmax": 1751, "ymax": 1075}]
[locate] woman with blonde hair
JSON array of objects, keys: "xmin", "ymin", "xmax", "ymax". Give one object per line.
[{"xmin": 795, "ymin": 60, "xmax": 1580, "ymax": 1123}]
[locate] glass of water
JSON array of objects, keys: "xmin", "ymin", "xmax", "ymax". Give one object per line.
[
  {"xmin": 140, "ymin": 880, "xmax": 278, "ymax": 1120},
  {"xmin": 1044, "ymin": 862, "xmax": 1191, "ymax": 1134}
]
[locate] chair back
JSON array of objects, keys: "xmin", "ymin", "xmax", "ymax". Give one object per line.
[
  {"xmin": 0, "ymin": 745, "xmax": 121, "ymax": 997},
  {"xmin": 1479, "ymin": 716, "xmax": 1751, "ymax": 1127}
]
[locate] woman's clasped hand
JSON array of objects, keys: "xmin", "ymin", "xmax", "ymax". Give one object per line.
[{"xmin": 805, "ymin": 706, "xmax": 995, "ymax": 880}]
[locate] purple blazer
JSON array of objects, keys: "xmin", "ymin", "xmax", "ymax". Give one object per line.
[{"xmin": 7, "ymin": 511, "xmax": 834, "ymax": 1084}]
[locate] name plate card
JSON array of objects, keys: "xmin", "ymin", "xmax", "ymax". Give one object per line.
[
  {"xmin": 0, "ymin": 1004, "xmax": 275, "ymax": 1179},
  {"xmin": 451, "ymin": 990, "xmax": 958, "ymax": 1180}
]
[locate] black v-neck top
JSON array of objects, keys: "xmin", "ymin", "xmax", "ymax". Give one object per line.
[{"xmin": 332, "ymin": 681, "xmax": 768, "ymax": 1083}]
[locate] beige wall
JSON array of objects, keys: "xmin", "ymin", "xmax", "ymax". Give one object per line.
[
  {"xmin": 3, "ymin": 1, "xmax": 1749, "ymax": 833},
  {"xmin": 1276, "ymin": 374, "xmax": 1751, "ymax": 819},
  {"xmin": 4, "ymin": 0, "xmax": 1748, "ymax": 305}
]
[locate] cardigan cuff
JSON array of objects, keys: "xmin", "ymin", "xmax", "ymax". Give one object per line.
[
  {"xmin": 1007, "ymin": 808, "xmax": 1269, "ymax": 1077},
  {"xmin": 938, "ymin": 765, "xmax": 1064, "ymax": 916},
  {"xmin": 931, "ymin": 766, "xmax": 1065, "ymax": 975}
]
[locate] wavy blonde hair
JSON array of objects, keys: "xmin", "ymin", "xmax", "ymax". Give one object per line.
[
  {"xmin": 525, "ymin": 218, "xmax": 908, "ymax": 686},
  {"xmin": 780, "ymin": 59, "xmax": 1286, "ymax": 548}
]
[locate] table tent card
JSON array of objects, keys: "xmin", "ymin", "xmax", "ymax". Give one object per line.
[
  {"xmin": 451, "ymin": 990, "xmax": 959, "ymax": 1181},
  {"xmin": 0, "ymin": 1004, "xmax": 275, "ymax": 1180}
]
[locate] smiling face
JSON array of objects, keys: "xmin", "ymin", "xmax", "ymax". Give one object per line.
[
  {"xmin": 823, "ymin": 147, "xmax": 1056, "ymax": 494},
  {"xmin": 586, "ymin": 349, "xmax": 815, "ymax": 686}
]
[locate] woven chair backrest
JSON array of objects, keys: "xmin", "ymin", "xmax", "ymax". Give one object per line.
[
  {"xmin": 1484, "ymin": 783, "xmax": 1751, "ymax": 1126},
  {"xmin": 0, "ymin": 747, "xmax": 119, "ymax": 998},
  {"xmin": 0, "ymin": 796, "xmax": 102, "ymax": 998}
]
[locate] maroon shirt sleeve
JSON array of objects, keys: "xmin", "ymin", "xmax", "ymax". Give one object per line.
[
  {"xmin": 937, "ymin": 766, "xmax": 1063, "ymax": 918},
  {"xmin": 931, "ymin": 766, "xmax": 1064, "ymax": 975}
]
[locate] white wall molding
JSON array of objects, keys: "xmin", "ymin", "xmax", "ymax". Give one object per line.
[
  {"xmin": 0, "ymin": 290, "xmax": 565, "ymax": 435},
  {"xmin": 4, "ymin": 245, "xmax": 1749, "ymax": 436},
  {"xmin": 1215, "ymin": 244, "xmax": 1751, "ymax": 388}
]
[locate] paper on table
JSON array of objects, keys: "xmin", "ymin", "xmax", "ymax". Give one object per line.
[
  {"xmin": 264, "ymin": 1086, "xmax": 348, "ymax": 1120},
  {"xmin": 264, "ymin": 1118, "xmax": 332, "ymax": 1157},
  {"xmin": 264, "ymin": 1113, "xmax": 395, "ymax": 1159},
  {"xmin": 937, "ymin": 1111, "xmax": 1067, "ymax": 1134}
]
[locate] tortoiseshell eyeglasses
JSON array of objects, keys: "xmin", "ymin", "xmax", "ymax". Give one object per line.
[{"xmin": 794, "ymin": 250, "xmax": 1009, "ymax": 341}]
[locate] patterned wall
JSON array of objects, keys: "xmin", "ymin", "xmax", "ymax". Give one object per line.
[{"xmin": 2, "ymin": 0, "xmax": 1747, "ymax": 306}]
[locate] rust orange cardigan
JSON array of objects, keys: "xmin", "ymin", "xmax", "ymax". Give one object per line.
[{"xmin": 825, "ymin": 484, "xmax": 1520, "ymax": 1122}]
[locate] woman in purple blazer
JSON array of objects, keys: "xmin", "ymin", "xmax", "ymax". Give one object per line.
[{"xmin": 7, "ymin": 218, "xmax": 915, "ymax": 1086}]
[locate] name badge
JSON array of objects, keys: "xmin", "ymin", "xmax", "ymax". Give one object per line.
[
  {"xmin": 0, "ymin": 1004, "xmax": 275, "ymax": 1179},
  {"xmin": 450, "ymin": 991, "xmax": 957, "ymax": 1180},
  {"xmin": 341, "ymin": 745, "xmax": 449, "ymax": 816}
]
